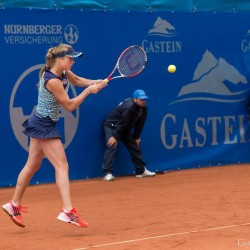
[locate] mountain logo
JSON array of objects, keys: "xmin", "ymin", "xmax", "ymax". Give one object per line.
[
  {"xmin": 170, "ymin": 50, "xmax": 248, "ymax": 104},
  {"xmin": 148, "ymin": 17, "xmax": 176, "ymax": 37}
]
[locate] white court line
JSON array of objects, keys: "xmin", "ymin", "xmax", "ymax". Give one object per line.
[{"xmin": 73, "ymin": 222, "xmax": 250, "ymax": 250}]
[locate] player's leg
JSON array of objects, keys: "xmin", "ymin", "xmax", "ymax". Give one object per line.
[
  {"xmin": 39, "ymin": 138, "xmax": 88, "ymax": 228},
  {"xmin": 39, "ymin": 138, "xmax": 71, "ymax": 209},
  {"xmin": 2, "ymin": 137, "xmax": 44, "ymax": 227},
  {"xmin": 12, "ymin": 138, "xmax": 44, "ymax": 203}
]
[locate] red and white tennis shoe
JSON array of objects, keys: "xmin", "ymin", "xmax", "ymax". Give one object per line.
[
  {"xmin": 57, "ymin": 208, "xmax": 89, "ymax": 228},
  {"xmin": 2, "ymin": 200, "xmax": 27, "ymax": 227}
]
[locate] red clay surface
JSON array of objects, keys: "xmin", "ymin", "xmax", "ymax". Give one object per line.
[{"xmin": 1, "ymin": 164, "xmax": 250, "ymax": 250}]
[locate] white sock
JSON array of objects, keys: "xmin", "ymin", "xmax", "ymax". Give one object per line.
[
  {"xmin": 63, "ymin": 208, "xmax": 72, "ymax": 213},
  {"xmin": 11, "ymin": 200, "xmax": 18, "ymax": 206}
]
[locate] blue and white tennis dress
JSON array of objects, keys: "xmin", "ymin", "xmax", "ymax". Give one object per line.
[{"xmin": 23, "ymin": 69, "xmax": 69, "ymax": 139}]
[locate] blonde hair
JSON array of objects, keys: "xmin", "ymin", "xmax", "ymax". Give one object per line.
[{"xmin": 39, "ymin": 44, "xmax": 72, "ymax": 78}]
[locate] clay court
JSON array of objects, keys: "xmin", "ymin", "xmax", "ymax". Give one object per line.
[{"xmin": 1, "ymin": 164, "xmax": 250, "ymax": 250}]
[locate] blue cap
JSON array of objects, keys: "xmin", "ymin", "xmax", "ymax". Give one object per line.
[
  {"xmin": 54, "ymin": 47, "xmax": 83, "ymax": 58},
  {"xmin": 133, "ymin": 89, "xmax": 149, "ymax": 99}
]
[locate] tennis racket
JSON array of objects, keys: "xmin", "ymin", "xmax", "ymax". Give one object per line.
[{"xmin": 104, "ymin": 45, "xmax": 147, "ymax": 84}]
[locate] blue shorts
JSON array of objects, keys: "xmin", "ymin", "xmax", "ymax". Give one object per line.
[{"xmin": 22, "ymin": 113, "xmax": 62, "ymax": 139}]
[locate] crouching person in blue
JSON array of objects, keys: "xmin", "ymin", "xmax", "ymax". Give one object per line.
[{"xmin": 102, "ymin": 89, "xmax": 156, "ymax": 181}]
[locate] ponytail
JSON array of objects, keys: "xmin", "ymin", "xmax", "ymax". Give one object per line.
[{"xmin": 39, "ymin": 44, "xmax": 72, "ymax": 78}]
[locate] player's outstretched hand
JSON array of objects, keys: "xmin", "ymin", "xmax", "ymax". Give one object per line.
[
  {"xmin": 87, "ymin": 80, "xmax": 107, "ymax": 94},
  {"xmin": 93, "ymin": 79, "xmax": 107, "ymax": 89}
]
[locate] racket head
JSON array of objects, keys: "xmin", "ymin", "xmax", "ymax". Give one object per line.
[{"xmin": 117, "ymin": 45, "xmax": 147, "ymax": 78}]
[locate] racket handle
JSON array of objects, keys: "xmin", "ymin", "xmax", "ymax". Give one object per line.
[{"xmin": 104, "ymin": 78, "xmax": 109, "ymax": 84}]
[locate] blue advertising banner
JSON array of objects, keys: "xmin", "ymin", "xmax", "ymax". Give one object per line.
[
  {"xmin": 0, "ymin": 9, "xmax": 250, "ymax": 186},
  {"xmin": 3, "ymin": 0, "xmax": 250, "ymax": 11}
]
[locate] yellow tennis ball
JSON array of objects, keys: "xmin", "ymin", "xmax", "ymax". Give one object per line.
[{"xmin": 168, "ymin": 64, "xmax": 176, "ymax": 73}]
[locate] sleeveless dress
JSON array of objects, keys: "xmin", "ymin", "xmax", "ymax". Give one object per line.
[{"xmin": 22, "ymin": 69, "xmax": 69, "ymax": 139}]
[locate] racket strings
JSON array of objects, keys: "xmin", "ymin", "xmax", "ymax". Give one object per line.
[{"xmin": 118, "ymin": 46, "xmax": 147, "ymax": 77}]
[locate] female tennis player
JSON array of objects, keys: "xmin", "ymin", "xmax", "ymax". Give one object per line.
[{"xmin": 2, "ymin": 44, "xmax": 106, "ymax": 228}]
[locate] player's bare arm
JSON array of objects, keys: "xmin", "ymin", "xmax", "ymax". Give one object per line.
[
  {"xmin": 66, "ymin": 70, "xmax": 92, "ymax": 87},
  {"xmin": 46, "ymin": 78, "xmax": 101, "ymax": 112},
  {"xmin": 66, "ymin": 70, "xmax": 106, "ymax": 89}
]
